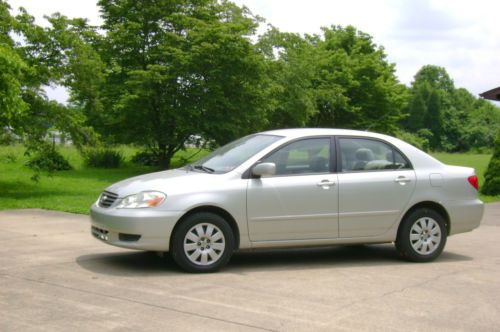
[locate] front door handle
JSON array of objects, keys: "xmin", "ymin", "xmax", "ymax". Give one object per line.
[
  {"xmin": 394, "ymin": 176, "xmax": 411, "ymax": 185},
  {"xmin": 317, "ymin": 179, "xmax": 336, "ymax": 189}
]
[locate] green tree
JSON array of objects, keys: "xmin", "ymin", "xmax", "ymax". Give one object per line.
[
  {"xmin": 307, "ymin": 26, "xmax": 406, "ymax": 133},
  {"xmin": 454, "ymin": 88, "xmax": 500, "ymax": 151},
  {"xmin": 0, "ymin": 1, "xmax": 95, "ymax": 177},
  {"xmin": 257, "ymin": 28, "xmax": 317, "ymax": 128},
  {"xmin": 403, "ymin": 65, "xmax": 454, "ymax": 150},
  {"xmin": 403, "ymin": 65, "xmax": 500, "ymax": 152},
  {"xmin": 85, "ymin": 0, "xmax": 267, "ymax": 168},
  {"xmin": 425, "ymin": 88, "xmax": 443, "ymax": 149},
  {"xmin": 0, "ymin": 43, "xmax": 28, "ymax": 129},
  {"xmin": 413, "ymin": 65, "xmax": 454, "ymax": 94},
  {"xmin": 259, "ymin": 25, "xmax": 406, "ymax": 133},
  {"xmin": 45, "ymin": 13, "xmax": 106, "ymax": 129},
  {"xmin": 1, "ymin": 1, "xmax": 27, "ymax": 130},
  {"xmin": 404, "ymin": 83, "xmax": 426, "ymax": 131}
]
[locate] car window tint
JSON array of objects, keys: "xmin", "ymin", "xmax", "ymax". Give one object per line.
[
  {"xmin": 339, "ymin": 138, "xmax": 411, "ymax": 172},
  {"xmin": 262, "ymin": 138, "xmax": 330, "ymax": 175}
]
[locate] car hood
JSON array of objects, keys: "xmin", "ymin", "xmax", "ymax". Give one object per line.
[{"xmin": 105, "ymin": 168, "xmax": 218, "ymax": 197}]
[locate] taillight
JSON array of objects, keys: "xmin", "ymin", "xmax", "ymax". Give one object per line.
[{"xmin": 468, "ymin": 175, "xmax": 478, "ymax": 190}]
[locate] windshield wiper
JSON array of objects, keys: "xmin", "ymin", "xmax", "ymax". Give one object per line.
[{"xmin": 192, "ymin": 165, "xmax": 215, "ymax": 173}]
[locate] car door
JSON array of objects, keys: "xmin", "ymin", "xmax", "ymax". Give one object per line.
[
  {"xmin": 246, "ymin": 137, "xmax": 339, "ymax": 241},
  {"xmin": 336, "ymin": 137, "xmax": 416, "ymax": 238}
]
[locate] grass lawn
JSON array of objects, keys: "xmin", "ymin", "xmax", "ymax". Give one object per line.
[
  {"xmin": 0, "ymin": 146, "xmax": 497, "ymax": 215},
  {"xmin": 0, "ymin": 145, "xmax": 207, "ymax": 214}
]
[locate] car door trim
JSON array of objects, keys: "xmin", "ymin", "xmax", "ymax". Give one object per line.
[
  {"xmin": 339, "ymin": 210, "xmax": 400, "ymax": 218},
  {"xmin": 250, "ymin": 212, "xmax": 339, "ymax": 222}
]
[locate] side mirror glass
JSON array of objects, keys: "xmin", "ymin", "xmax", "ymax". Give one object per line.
[{"xmin": 252, "ymin": 162, "xmax": 276, "ymax": 178}]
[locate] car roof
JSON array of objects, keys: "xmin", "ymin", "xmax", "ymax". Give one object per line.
[
  {"xmin": 261, "ymin": 128, "xmax": 393, "ymax": 140},
  {"xmin": 260, "ymin": 128, "xmax": 444, "ymax": 169}
]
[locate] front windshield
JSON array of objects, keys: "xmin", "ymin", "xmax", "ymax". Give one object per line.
[{"xmin": 191, "ymin": 134, "xmax": 283, "ymax": 174}]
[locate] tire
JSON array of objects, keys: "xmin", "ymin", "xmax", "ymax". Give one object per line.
[
  {"xmin": 170, "ymin": 212, "xmax": 235, "ymax": 273},
  {"xmin": 396, "ymin": 208, "xmax": 447, "ymax": 262}
]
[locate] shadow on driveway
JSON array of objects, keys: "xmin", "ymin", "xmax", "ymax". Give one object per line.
[{"xmin": 76, "ymin": 244, "xmax": 472, "ymax": 276}]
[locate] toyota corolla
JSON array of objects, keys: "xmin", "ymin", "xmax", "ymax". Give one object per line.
[{"xmin": 90, "ymin": 128, "xmax": 484, "ymax": 272}]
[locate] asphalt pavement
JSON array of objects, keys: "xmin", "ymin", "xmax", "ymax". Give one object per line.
[{"xmin": 1, "ymin": 204, "xmax": 499, "ymax": 331}]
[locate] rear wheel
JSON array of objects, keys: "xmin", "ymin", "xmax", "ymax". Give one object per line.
[
  {"xmin": 170, "ymin": 212, "xmax": 235, "ymax": 273},
  {"xmin": 396, "ymin": 208, "xmax": 447, "ymax": 262}
]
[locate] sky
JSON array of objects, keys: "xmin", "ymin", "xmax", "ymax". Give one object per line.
[{"xmin": 7, "ymin": 0, "xmax": 500, "ymax": 102}]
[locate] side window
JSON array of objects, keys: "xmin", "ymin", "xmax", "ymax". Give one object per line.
[
  {"xmin": 262, "ymin": 138, "xmax": 331, "ymax": 176},
  {"xmin": 339, "ymin": 138, "xmax": 411, "ymax": 172}
]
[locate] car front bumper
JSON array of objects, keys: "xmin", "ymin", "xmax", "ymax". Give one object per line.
[{"xmin": 90, "ymin": 204, "xmax": 182, "ymax": 251}]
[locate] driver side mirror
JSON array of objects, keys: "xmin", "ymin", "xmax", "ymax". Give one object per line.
[{"xmin": 252, "ymin": 162, "xmax": 276, "ymax": 178}]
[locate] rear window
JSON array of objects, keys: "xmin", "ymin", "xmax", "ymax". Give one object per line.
[{"xmin": 339, "ymin": 137, "xmax": 411, "ymax": 172}]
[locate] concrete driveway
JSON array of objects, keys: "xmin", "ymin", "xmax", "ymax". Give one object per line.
[{"xmin": 1, "ymin": 204, "xmax": 499, "ymax": 331}]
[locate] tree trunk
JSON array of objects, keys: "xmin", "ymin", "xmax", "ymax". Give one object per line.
[{"xmin": 158, "ymin": 143, "xmax": 171, "ymax": 169}]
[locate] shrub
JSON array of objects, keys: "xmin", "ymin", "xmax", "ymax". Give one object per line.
[
  {"xmin": 482, "ymin": 159, "xmax": 500, "ymax": 195},
  {"xmin": 131, "ymin": 150, "xmax": 159, "ymax": 166},
  {"xmin": 482, "ymin": 131, "xmax": 500, "ymax": 195},
  {"xmin": 0, "ymin": 130, "xmax": 19, "ymax": 145},
  {"xmin": 26, "ymin": 146, "xmax": 72, "ymax": 172},
  {"xmin": 396, "ymin": 130, "xmax": 430, "ymax": 151},
  {"xmin": 83, "ymin": 148, "xmax": 123, "ymax": 168},
  {"xmin": 1, "ymin": 152, "xmax": 17, "ymax": 163}
]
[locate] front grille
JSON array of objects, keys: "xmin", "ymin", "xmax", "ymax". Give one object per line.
[{"xmin": 98, "ymin": 191, "xmax": 118, "ymax": 208}]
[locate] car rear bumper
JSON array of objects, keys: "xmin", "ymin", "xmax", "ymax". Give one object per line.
[
  {"xmin": 445, "ymin": 199, "xmax": 484, "ymax": 235},
  {"xmin": 90, "ymin": 204, "xmax": 182, "ymax": 251}
]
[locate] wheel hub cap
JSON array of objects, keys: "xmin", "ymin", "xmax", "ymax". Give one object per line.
[
  {"xmin": 184, "ymin": 223, "xmax": 225, "ymax": 266},
  {"xmin": 410, "ymin": 217, "xmax": 441, "ymax": 255}
]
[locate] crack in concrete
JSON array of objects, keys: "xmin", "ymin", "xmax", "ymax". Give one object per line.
[
  {"xmin": 333, "ymin": 268, "xmax": 466, "ymax": 318},
  {"xmin": 0, "ymin": 273, "xmax": 277, "ymax": 332}
]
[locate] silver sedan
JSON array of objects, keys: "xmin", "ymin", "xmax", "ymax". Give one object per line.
[{"xmin": 90, "ymin": 129, "xmax": 484, "ymax": 272}]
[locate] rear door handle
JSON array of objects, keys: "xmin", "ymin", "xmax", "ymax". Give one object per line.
[
  {"xmin": 317, "ymin": 180, "xmax": 336, "ymax": 189},
  {"xmin": 394, "ymin": 176, "xmax": 411, "ymax": 185}
]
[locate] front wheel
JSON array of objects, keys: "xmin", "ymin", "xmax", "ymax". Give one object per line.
[
  {"xmin": 396, "ymin": 208, "xmax": 447, "ymax": 262},
  {"xmin": 170, "ymin": 212, "xmax": 235, "ymax": 273}
]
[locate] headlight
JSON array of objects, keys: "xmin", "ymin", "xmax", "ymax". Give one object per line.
[{"xmin": 116, "ymin": 191, "xmax": 166, "ymax": 209}]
